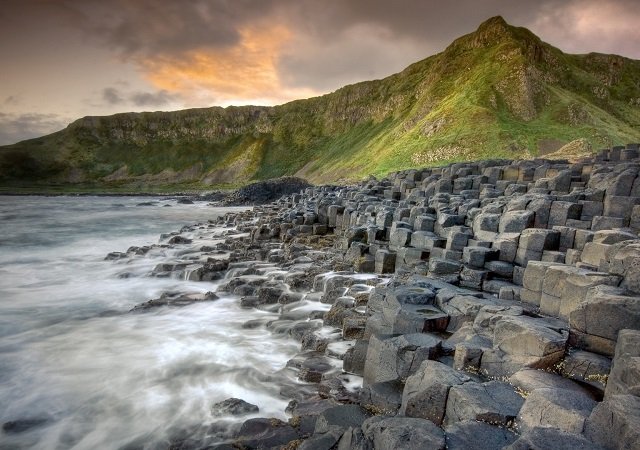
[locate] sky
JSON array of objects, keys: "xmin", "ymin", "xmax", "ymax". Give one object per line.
[{"xmin": 1, "ymin": 0, "xmax": 639, "ymax": 145}]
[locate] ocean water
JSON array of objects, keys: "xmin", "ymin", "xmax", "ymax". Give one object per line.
[{"xmin": 0, "ymin": 196, "xmax": 300, "ymax": 449}]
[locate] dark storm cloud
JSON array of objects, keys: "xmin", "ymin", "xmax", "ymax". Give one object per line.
[
  {"xmin": 0, "ymin": 113, "xmax": 70, "ymax": 145},
  {"xmin": 68, "ymin": 0, "xmax": 281, "ymax": 57}
]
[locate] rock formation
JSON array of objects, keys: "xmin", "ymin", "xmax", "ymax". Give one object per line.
[{"xmin": 107, "ymin": 144, "xmax": 640, "ymax": 449}]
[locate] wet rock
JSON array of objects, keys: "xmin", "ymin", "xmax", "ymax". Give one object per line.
[
  {"xmin": 234, "ymin": 417, "xmax": 299, "ymax": 448},
  {"xmin": 168, "ymin": 235, "xmax": 192, "ymax": 245},
  {"xmin": 131, "ymin": 291, "xmax": 218, "ymax": 311},
  {"xmin": 211, "ymin": 398, "xmax": 259, "ymax": 417},
  {"xmin": 256, "ymin": 281, "xmax": 289, "ymax": 305},
  {"xmin": 318, "ymin": 376, "xmax": 359, "ymax": 403},
  {"xmin": 2, "ymin": 417, "xmax": 49, "ymax": 434},
  {"xmin": 105, "ymin": 251, "xmax": 127, "ymax": 260}
]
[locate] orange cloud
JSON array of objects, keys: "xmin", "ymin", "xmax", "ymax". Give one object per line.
[{"xmin": 137, "ymin": 24, "xmax": 319, "ymax": 106}]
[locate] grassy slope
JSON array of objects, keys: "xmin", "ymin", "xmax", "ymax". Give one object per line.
[{"xmin": 1, "ymin": 17, "xmax": 639, "ymax": 190}]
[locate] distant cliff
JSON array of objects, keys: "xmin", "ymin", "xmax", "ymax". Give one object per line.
[{"xmin": 2, "ymin": 16, "xmax": 640, "ymax": 190}]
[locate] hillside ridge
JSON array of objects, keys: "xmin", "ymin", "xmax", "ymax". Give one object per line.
[{"xmin": 1, "ymin": 16, "xmax": 640, "ymax": 190}]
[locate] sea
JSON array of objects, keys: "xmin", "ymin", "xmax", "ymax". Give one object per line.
[{"xmin": 0, "ymin": 196, "xmax": 300, "ymax": 449}]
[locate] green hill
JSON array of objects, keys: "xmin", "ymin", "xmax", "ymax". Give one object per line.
[{"xmin": 2, "ymin": 16, "xmax": 640, "ymax": 191}]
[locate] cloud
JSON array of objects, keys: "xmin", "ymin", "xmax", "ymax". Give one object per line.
[
  {"xmin": 529, "ymin": 0, "xmax": 640, "ymax": 58},
  {"xmin": 4, "ymin": 0, "xmax": 640, "ymax": 113},
  {"xmin": 0, "ymin": 113, "xmax": 71, "ymax": 145},
  {"xmin": 130, "ymin": 89, "xmax": 176, "ymax": 107},
  {"xmin": 102, "ymin": 87, "xmax": 124, "ymax": 105},
  {"xmin": 139, "ymin": 23, "xmax": 318, "ymax": 105},
  {"xmin": 99, "ymin": 86, "xmax": 178, "ymax": 108},
  {"xmin": 58, "ymin": 0, "xmax": 639, "ymax": 103},
  {"xmin": 4, "ymin": 95, "xmax": 20, "ymax": 105}
]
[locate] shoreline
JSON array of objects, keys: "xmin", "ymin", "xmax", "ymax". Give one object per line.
[{"xmin": 99, "ymin": 146, "xmax": 640, "ymax": 448}]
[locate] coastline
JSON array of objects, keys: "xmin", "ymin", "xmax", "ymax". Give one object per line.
[{"xmin": 99, "ymin": 146, "xmax": 640, "ymax": 448}]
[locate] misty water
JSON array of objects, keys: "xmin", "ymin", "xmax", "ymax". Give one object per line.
[{"xmin": 0, "ymin": 196, "xmax": 301, "ymax": 449}]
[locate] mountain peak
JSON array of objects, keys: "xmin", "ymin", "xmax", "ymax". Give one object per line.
[
  {"xmin": 443, "ymin": 15, "xmax": 544, "ymax": 56},
  {"xmin": 477, "ymin": 15, "xmax": 509, "ymax": 32},
  {"xmin": 469, "ymin": 15, "xmax": 516, "ymax": 47}
]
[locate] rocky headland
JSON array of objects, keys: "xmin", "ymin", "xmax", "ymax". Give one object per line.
[{"xmin": 107, "ymin": 144, "xmax": 640, "ymax": 449}]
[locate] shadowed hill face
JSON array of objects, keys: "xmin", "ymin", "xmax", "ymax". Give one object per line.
[{"xmin": 1, "ymin": 16, "xmax": 640, "ymax": 190}]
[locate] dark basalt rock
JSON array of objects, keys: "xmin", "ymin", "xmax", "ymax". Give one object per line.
[
  {"xmin": 102, "ymin": 145, "xmax": 640, "ymax": 450},
  {"xmin": 223, "ymin": 177, "xmax": 311, "ymax": 206},
  {"xmin": 167, "ymin": 235, "xmax": 192, "ymax": 245},
  {"xmin": 131, "ymin": 291, "xmax": 219, "ymax": 311},
  {"xmin": 211, "ymin": 398, "xmax": 259, "ymax": 417},
  {"xmin": 2, "ymin": 417, "xmax": 49, "ymax": 434}
]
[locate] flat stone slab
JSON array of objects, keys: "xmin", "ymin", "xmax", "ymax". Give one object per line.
[{"xmin": 444, "ymin": 380, "xmax": 524, "ymax": 426}]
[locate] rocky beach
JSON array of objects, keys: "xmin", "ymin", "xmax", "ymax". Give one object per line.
[{"xmin": 88, "ymin": 145, "xmax": 640, "ymax": 449}]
